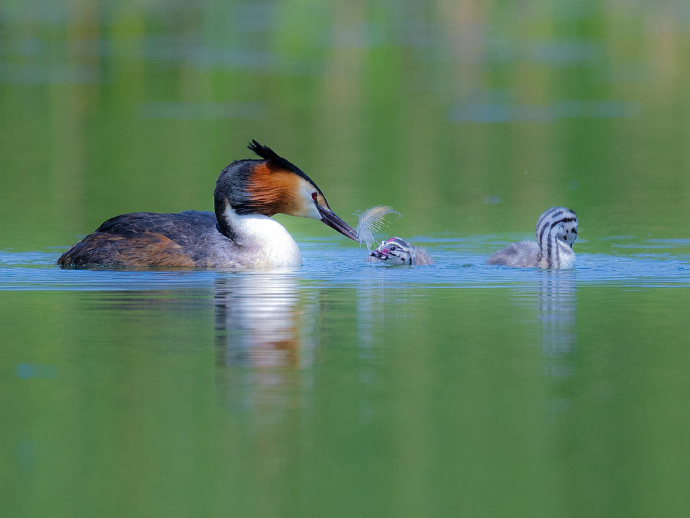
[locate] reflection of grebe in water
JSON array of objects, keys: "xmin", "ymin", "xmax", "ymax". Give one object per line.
[
  {"xmin": 213, "ymin": 273, "xmax": 319, "ymax": 422},
  {"xmin": 58, "ymin": 141, "xmax": 359, "ymax": 269},
  {"xmin": 487, "ymin": 207, "xmax": 578, "ymax": 269},
  {"xmin": 538, "ymin": 273, "xmax": 577, "ymax": 380},
  {"xmin": 214, "ymin": 273, "xmax": 317, "ymax": 369},
  {"xmin": 367, "ymin": 237, "xmax": 434, "ymax": 265}
]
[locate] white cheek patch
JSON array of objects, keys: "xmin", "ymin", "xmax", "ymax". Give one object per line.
[{"xmin": 297, "ymin": 181, "xmax": 322, "ymax": 220}]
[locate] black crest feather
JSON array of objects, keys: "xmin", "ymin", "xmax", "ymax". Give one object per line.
[{"xmin": 247, "ymin": 140, "xmax": 309, "ymax": 179}]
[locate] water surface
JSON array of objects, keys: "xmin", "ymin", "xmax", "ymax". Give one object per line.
[{"xmin": 3, "ymin": 236, "xmax": 690, "ymax": 516}]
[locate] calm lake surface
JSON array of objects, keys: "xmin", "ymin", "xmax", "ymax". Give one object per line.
[{"xmin": 2, "ymin": 1, "xmax": 690, "ymax": 517}]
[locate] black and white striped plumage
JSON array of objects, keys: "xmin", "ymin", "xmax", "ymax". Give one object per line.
[
  {"xmin": 487, "ymin": 207, "xmax": 578, "ymax": 269},
  {"xmin": 368, "ymin": 237, "xmax": 434, "ymax": 266}
]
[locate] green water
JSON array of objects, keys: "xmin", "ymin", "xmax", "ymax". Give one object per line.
[
  {"xmin": 2, "ymin": 1, "xmax": 690, "ymax": 516},
  {"xmin": 4, "ymin": 270, "xmax": 690, "ymax": 517}
]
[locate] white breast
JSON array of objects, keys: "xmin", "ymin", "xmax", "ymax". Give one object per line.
[
  {"xmin": 222, "ymin": 206, "xmax": 302, "ymax": 268},
  {"xmin": 555, "ymin": 242, "xmax": 576, "ymax": 268}
]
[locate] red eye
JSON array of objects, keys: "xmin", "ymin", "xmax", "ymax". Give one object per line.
[{"xmin": 311, "ymin": 192, "xmax": 318, "ymax": 201}]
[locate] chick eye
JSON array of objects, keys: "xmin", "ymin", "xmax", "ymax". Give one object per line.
[{"xmin": 311, "ymin": 192, "xmax": 318, "ymax": 202}]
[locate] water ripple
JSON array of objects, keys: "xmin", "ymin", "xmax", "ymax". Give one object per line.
[{"xmin": 4, "ymin": 236, "xmax": 690, "ymax": 291}]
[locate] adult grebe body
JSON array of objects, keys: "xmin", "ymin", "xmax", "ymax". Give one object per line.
[
  {"xmin": 58, "ymin": 141, "xmax": 359, "ymax": 269},
  {"xmin": 487, "ymin": 207, "xmax": 578, "ymax": 269}
]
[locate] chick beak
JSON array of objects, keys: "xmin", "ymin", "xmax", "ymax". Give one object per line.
[
  {"xmin": 370, "ymin": 249, "xmax": 390, "ymax": 260},
  {"xmin": 317, "ymin": 205, "xmax": 359, "ymax": 242}
]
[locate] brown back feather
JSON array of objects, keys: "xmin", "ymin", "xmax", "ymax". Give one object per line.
[{"xmin": 58, "ymin": 233, "xmax": 197, "ymax": 268}]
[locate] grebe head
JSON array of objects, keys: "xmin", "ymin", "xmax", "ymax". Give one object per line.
[
  {"xmin": 370, "ymin": 237, "xmax": 415, "ymax": 265},
  {"xmin": 214, "ymin": 140, "xmax": 358, "ymax": 241},
  {"xmin": 536, "ymin": 207, "xmax": 578, "ymax": 249}
]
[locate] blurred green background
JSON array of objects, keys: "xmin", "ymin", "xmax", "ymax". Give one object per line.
[
  {"xmin": 2, "ymin": 2, "xmax": 690, "ymax": 518},
  {"xmin": 2, "ymin": 0, "xmax": 689, "ymax": 252}
]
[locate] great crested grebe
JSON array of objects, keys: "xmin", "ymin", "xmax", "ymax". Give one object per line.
[
  {"xmin": 368, "ymin": 237, "xmax": 434, "ymax": 265},
  {"xmin": 58, "ymin": 140, "xmax": 359, "ymax": 269},
  {"xmin": 486, "ymin": 206, "xmax": 578, "ymax": 268}
]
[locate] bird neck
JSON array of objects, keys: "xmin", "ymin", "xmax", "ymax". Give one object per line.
[
  {"xmin": 539, "ymin": 233, "xmax": 573, "ymax": 269},
  {"xmin": 216, "ymin": 199, "xmax": 301, "ymax": 268},
  {"xmin": 215, "ymin": 197, "xmax": 238, "ymax": 240},
  {"xmin": 406, "ymin": 247, "xmax": 417, "ymax": 265}
]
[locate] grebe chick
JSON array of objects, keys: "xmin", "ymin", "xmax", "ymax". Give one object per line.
[
  {"xmin": 58, "ymin": 140, "xmax": 359, "ymax": 269},
  {"xmin": 368, "ymin": 237, "xmax": 434, "ymax": 266},
  {"xmin": 487, "ymin": 207, "xmax": 578, "ymax": 269}
]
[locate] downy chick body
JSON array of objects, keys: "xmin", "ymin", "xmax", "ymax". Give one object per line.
[{"xmin": 487, "ymin": 207, "xmax": 578, "ymax": 268}]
